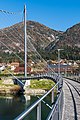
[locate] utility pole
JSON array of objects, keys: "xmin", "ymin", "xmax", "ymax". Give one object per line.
[
  {"xmin": 24, "ymin": 5, "xmax": 27, "ymax": 77},
  {"xmin": 58, "ymin": 49, "xmax": 60, "ymax": 76},
  {"xmin": 58, "ymin": 49, "xmax": 63, "ymax": 76}
]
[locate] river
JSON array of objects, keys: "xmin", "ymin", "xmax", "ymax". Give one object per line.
[{"xmin": 0, "ymin": 94, "xmax": 51, "ymax": 120}]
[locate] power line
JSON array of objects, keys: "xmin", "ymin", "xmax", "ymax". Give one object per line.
[
  {"xmin": 0, "ymin": 9, "xmax": 22, "ymax": 14},
  {"xmin": 1, "ymin": 10, "xmax": 24, "ymax": 39},
  {"xmin": 0, "ymin": 40, "xmax": 24, "ymax": 62},
  {"xmin": 0, "ymin": 12, "xmax": 50, "ymax": 74},
  {"xmin": 1, "ymin": 30, "xmax": 24, "ymax": 52},
  {"xmin": 0, "ymin": 11, "xmax": 24, "ymax": 45},
  {"xmin": 0, "ymin": 8, "xmax": 57, "ymax": 80}
]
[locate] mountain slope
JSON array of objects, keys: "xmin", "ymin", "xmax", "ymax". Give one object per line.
[
  {"xmin": 0, "ymin": 21, "xmax": 63, "ymax": 52},
  {"xmin": 45, "ymin": 23, "xmax": 80, "ymax": 50},
  {"xmin": 57, "ymin": 23, "xmax": 80, "ymax": 48},
  {"xmin": 0, "ymin": 20, "xmax": 80, "ymax": 62}
]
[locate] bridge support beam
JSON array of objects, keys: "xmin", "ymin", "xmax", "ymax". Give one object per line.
[
  {"xmin": 24, "ymin": 4, "xmax": 27, "ymax": 77},
  {"xmin": 51, "ymin": 90, "xmax": 54, "ymax": 119},
  {"xmin": 52, "ymin": 90, "xmax": 54, "ymax": 105},
  {"xmin": 24, "ymin": 80, "xmax": 30, "ymax": 89},
  {"xmin": 37, "ymin": 102, "xmax": 41, "ymax": 120},
  {"xmin": 13, "ymin": 79, "xmax": 25, "ymax": 94}
]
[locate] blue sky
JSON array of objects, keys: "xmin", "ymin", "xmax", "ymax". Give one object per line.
[{"xmin": 0, "ymin": 0, "xmax": 80, "ymax": 31}]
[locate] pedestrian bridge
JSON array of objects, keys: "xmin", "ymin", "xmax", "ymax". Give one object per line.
[
  {"xmin": 13, "ymin": 73, "xmax": 80, "ymax": 120},
  {"xmin": 0, "ymin": 5, "xmax": 80, "ymax": 120},
  {"xmin": 13, "ymin": 73, "xmax": 61, "ymax": 91},
  {"xmin": 13, "ymin": 73, "xmax": 63, "ymax": 120}
]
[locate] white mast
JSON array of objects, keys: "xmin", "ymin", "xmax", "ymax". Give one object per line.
[{"xmin": 24, "ymin": 5, "xmax": 27, "ymax": 77}]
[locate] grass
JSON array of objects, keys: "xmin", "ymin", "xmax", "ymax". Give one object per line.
[
  {"xmin": 0, "ymin": 80, "xmax": 2, "ymax": 85},
  {"xmin": 0, "ymin": 77, "xmax": 56, "ymax": 93},
  {"xmin": 0, "ymin": 79, "xmax": 21, "ymax": 94},
  {"xmin": 30, "ymin": 79, "xmax": 55, "ymax": 90},
  {"xmin": 0, "ymin": 79, "xmax": 19, "ymax": 88}
]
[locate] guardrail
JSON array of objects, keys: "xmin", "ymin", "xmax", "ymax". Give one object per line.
[
  {"xmin": 13, "ymin": 72, "xmax": 59, "ymax": 92},
  {"xmin": 46, "ymin": 89, "xmax": 63, "ymax": 120},
  {"xmin": 13, "ymin": 72, "xmax": 61, "ymax": 87},
  {"xmin": 14, "ymin": 74, "xmax": 63, "ymax": 120}
]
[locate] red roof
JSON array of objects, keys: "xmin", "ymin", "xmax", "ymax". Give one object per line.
[{"xmin": 14, "ymin": 67, "xmax": 31, "ymax": 74}]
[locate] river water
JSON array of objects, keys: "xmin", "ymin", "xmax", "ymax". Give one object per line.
[{"xmin": 0, "ymin": 94, "xmax": 51, "ymax": 120}]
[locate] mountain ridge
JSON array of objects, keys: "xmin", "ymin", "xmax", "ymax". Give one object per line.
[{"xmin": 0, "ymin": 20, "xmax": 80, "ymax": 62}]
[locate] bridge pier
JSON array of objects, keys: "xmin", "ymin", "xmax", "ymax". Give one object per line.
[
  {"xmin": 24, "ymin": 80, "xmax": 30, "ymax": 89},
  {"xmin": 13, "ymin": 79, "xmax": 25, "ymax": 94}
]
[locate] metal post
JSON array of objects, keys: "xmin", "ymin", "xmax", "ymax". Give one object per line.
[
  {"xmin": 58, "ymin": 99, "xmax": 60, "ymax": 120},
  {"xmin": 52, "ymin": 90, "xmax": 54, "ymax": 106},
  {"xmin": 58, "ymin": 49, "xmax": 64, "ymax": 76},
  {"xmin": 58, "ymin": 49, "xmax": 60, "ymax": 76},
  {"xmin": 57, "ymin": 49, "xmax": 63, "ymax": 89},
  {"xmin": 24, "ymin": 5, "xmax": 27, "ymax": 77},
  {"xmin": 51, "ymin": 90, "xmax": 54, "ymax": 119},
  {"xmin": 57, "ymin": 49, "xmax": 60, "ymax": 92},
  {"xmin": 37, "ymin": 102, "xmax": 41, "ymax": 120}
]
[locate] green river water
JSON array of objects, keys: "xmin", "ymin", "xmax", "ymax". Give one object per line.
[{"xmin": 0, "ymin": 94, "xmax": 51, "ymax": 120}]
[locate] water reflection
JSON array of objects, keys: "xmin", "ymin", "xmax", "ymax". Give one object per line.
[
  {"xmin": 0, "ymin": 94, "xmax": 51, "ymax": 120},
  {"xmin": 0, "ymin": 94, "xmax": 32, "ymax": 120}
]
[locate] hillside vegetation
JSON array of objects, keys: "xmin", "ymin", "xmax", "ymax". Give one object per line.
[{"xmin": 0, "ymin": 21, "xmax": 80, "ymax": 62}]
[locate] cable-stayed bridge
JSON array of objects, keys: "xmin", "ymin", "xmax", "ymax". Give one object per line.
[{"xmin": 0, "ymin": 5, "xmax": 80, "ymax": 120}]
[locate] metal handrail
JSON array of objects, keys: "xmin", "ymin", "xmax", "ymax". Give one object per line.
[
  {"xmin": 14, "ymin": 75, "xmax": 63, "ymax": 120},
  {"xmin": 13, "ymin": 73, "xmax": 58, "ymax": 88},
  {"xmin": 46, "ymin": 89, "xmax": 63, "ymax": 120}
]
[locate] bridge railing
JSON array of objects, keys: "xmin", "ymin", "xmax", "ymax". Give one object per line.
[
  {"xmin": 46, "ymin": 88, "xmax": 63, "ymax": 120},
  {"xmin": 14, "ymin": 75, "xmax": 63, "ymax": 120},
  {"xmin": 13, "ymin": 72, "xmax": 60, "ymax": 87}
]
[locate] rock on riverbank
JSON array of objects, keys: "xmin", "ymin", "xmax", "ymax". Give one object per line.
[
  {"xmin": 0, "ymin": 85, "xmax": 21, "ymax": 95},
  {"xmin": 25, "ymin": 88, "xmax": 46, "ymax": 95},
  {"xmin": 0, "ymin": 78, "xmax": 21, "ymax": 95}
]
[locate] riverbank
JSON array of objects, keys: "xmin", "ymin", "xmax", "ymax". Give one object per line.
[
  {"xmin": 0, "ymin": 78, "xmax": 21, "ymax": 95},
  {"xmin": 0, "ymin": 78, "xmax": 55, "ymax": 95},
  {"xmin": 0, "ymin": 85, "xmax": 21, "ymax": 95},
  {"xmin": 25, "ymin": 88, "xmax": 46, "ymax": 95},
  {"xmin": 24, "ymin": 79, "xmax": 55, "ymax": 95}
]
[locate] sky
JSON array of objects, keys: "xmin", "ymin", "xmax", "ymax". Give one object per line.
[{"xmin": 0, "ymin": 0, "xmax": 80, "ymax": 31}]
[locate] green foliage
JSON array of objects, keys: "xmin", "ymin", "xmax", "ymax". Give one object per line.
[
  {"xmin": 60, "ymin": 46, "xmax": 80, "ymax": 60},
  {"xmin": 0, "ymin": 52, "xmax": 24, "ymax": 63},
  {"xmin": 30, "ymin": 79, "xmax": 55, "ymax": 90},
  {"xmin": 41, "ymin": 45, "xmax": 80, "ymax": 60},
  {"xmin": 0, "ymin": 44, "xmax": 80, "ymax": 63},
  {"xmin": 0, "ymin": 80, "xmax": 2, "ymax": 85}
]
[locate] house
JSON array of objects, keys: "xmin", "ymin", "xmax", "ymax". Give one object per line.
[
  {"xmin": 11, "ymin": 62, "xmax": 19, "ymax": 67},
  {"xmin": 14, "ymin": 66, "xmax": 31, "ymax": 74},
  {"xmin": 0, "ymin": 63, "xmax": 6, "ymax": 71},
  {"xmin": 8, "ymin": 62, "xmax": 20, "ymax": 71},
  {"xmin": 0, "ymin": 65, "xmax": 5, "ymax": 71},
  {"xmin": 45, "ymin": 64, "xmax": 73, "ymax": 75},
  {"xmin": 0, "ymin": 63, "xmax": 6, "ymax": 67}
]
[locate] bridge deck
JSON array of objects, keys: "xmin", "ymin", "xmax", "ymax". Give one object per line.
[{"xmin": 62, "ymin": 78, "xmax": 80, "ymax": 120}]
